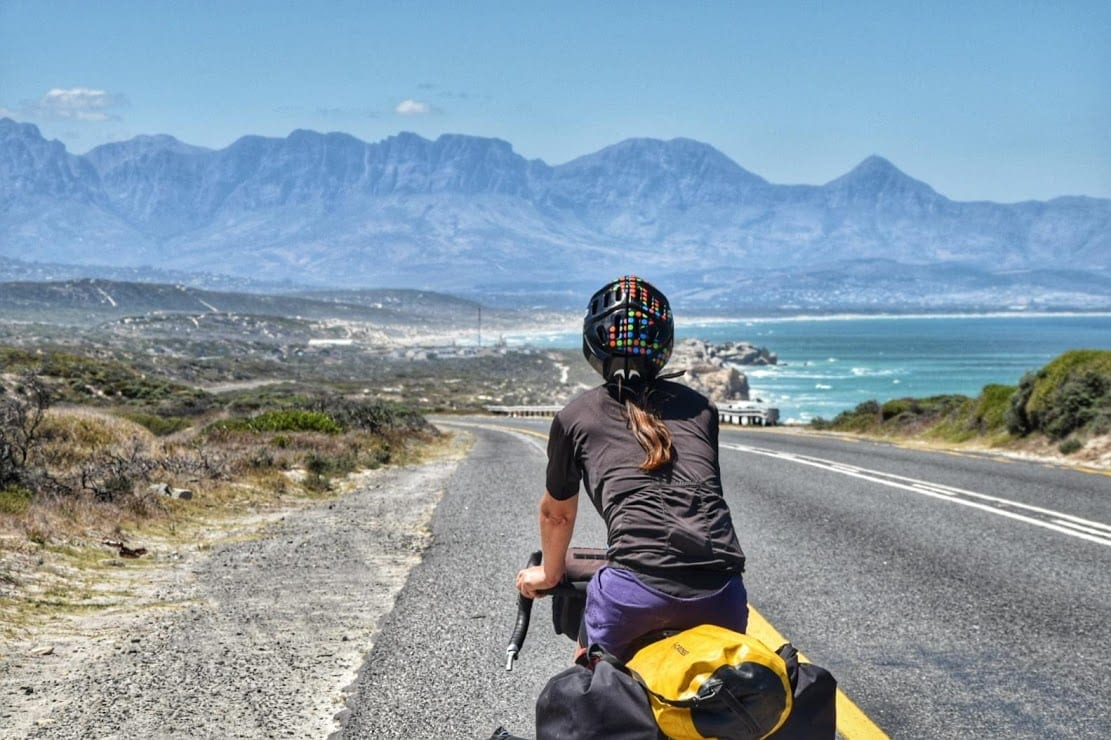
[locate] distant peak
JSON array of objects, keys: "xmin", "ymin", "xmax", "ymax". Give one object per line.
[
  {"xmin": 286, "ymin": 128, "xmax": 363, "ymax": 147},
  {"xmin": 126, "ymin": 133, "xmax": 207, "ymax": 152},
  {"xmin": 597, "ymin": 137, "xmax": 723, "ymax": 157},
  {"xmin": 0, "ymin": 117, "xmax": 45, "ymax": 139},
  {"xmin": 85, "ymin": 132, "xmax": 210, "ymax": 159},
  {"xmin": 849, "ymin": 155, "xmax": 902, "ymax": 176},
  {"xmin": 560, "ymin": 136, "xmax": 766, "ymax": 185},
  {"xmin": 827, "ymin": 155, "xmax": 939, "ymax": 197}
]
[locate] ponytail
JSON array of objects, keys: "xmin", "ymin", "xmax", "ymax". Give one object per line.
[{"xmin": 623, "ymin": 386, "xmax": 674, "ymax": 471}]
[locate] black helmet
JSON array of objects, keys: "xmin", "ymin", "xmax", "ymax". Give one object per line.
[{"xmin": 582, "ymin": 275, "xmax": 674, "ymax": 382}]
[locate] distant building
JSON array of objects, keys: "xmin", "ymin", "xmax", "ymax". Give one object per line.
[{"xmin": 718, "ymin": 402, "xmax": 778, "ymax": 426}]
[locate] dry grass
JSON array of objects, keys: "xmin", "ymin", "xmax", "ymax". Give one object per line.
[{"xmin": 0, "ymin": 405, "xmax": 449, "ymax": 642}]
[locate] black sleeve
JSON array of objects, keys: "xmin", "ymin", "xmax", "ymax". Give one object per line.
[{"xmin": 545, "ymin": 414, "xmax": 582, "ymax": 500}]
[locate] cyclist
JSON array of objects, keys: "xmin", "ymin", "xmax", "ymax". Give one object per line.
[{"xmin": 515, "ymin": 275, "xmax": 748, "ymax": 660}]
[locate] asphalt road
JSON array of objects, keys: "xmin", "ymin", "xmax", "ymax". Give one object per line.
[{"xmin": 338, "ymin": 418, "xmax": 1111, "ymax": 739}]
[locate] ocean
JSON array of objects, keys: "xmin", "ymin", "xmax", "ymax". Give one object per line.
[{"xmin": 507, "ymin": 314, "xmax": 1111, "ymax": 424}]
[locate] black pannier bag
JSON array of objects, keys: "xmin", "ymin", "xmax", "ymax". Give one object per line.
[
  {"xmin": 768, "ymin": 643, "xmax": 837, "ymax": 739},
  {"xmin": 535, "ymin": 658, "xmax": 666, "ymax": 740}
]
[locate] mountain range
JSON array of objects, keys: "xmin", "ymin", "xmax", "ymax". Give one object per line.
[{"xmin": 2, "ymin": 117, "xmax": 1108, "ymax": 310}]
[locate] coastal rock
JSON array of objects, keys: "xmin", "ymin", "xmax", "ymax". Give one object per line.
[
  {"xmin": 673, "ymin": 338, "xmax": 777, "ymax": 366},
  {"xmin": 669, "ymin": 338, "xmax": 775, "ymax": 403}
]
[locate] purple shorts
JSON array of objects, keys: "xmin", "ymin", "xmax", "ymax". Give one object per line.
[{"xmin": 583, "ymin": 566, "xmax": 749, "ymax": 660}]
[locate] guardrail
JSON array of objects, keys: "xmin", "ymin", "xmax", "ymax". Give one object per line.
[
  {"xmin": 486, "ymin": 402, "xmax": 778, "ymax": 426},
  {"xmin": 485, "ymin": 405, "xmax": 564, "ymax": 418}
]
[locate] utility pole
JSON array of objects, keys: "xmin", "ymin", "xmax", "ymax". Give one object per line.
[{"xmin": 477, "ymin": 305, "xmax": 482, "ymax": 348}]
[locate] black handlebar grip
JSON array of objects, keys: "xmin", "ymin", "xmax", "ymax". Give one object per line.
[{"xmin": 505, "ymin": 550, "xmax": 543, "ymax": 671}]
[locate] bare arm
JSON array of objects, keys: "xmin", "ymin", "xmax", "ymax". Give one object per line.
[{"xmin": 516, "ymin": 489, "xmax": 579, "ymax": 598}]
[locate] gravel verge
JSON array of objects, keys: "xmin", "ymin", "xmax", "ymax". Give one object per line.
[{"xmin": 0, "ymin": 457, "xmax": 459, "ymax": 739}]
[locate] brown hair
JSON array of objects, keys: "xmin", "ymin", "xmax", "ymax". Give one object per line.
[{"xmin": 624, "ymin": 391, "xmax": 674, "ymax": 471}]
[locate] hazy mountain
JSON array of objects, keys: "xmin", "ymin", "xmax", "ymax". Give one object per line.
[
  {"xmin": 0, "ymin": 277, "xmax": 481, "ymax": 326},
  {"xmin": 1, "ymin": 117, "xmax": 1108, "ymax": 310}
]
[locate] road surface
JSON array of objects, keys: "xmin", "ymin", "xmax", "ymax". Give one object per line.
[{"xmin": 337, "ymin": 418, "xmax": 1111, "ymax": 739}]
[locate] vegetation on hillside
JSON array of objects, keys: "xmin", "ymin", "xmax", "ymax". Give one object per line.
[
  {"xmin": 810, "ymin": 350, "xmax": 1110, "ymax": 458},
  {"xmin": 0, "ymin": 346, "xmax": 438, "ymax": 548}
]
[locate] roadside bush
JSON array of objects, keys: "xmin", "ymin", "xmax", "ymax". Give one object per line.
[
  {"xmin": 1038, "ymin": 370, "xmax": 1109, "ymax": 440},
  {"xmin": 825, "ymin": 400, "xmax": 882, "ymax": 432},
  {"xmin": 1005, "ymin": 372, "xmax": 1036, "ymax": 436},
  {"xmin": 209, "ymin": 409, "xmax": 343, "ymax": 435},
  {"xmin": 1007, "ymin": 351, "xmax": 1111, "ymax": 439},
  {"xmin": 1057, "ymin": 438, "xmax": 1083, "ymax": 455},
  {"xmin": 881, "ymin": 399, "xmax": 913, "ymax": 420},
  {"xmin": 309, "ymin": 396, "xmax": 430, "ymax": 436},
  {"xmin": 972, "ymin": 384, "xmax": 1015, "ymax": 432}
]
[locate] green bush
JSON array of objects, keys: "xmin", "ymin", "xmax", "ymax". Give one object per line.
[
  {"xmin": 1057, "ymin": 438, "xmax": 1083, "ymax": 455},
  {"xmin": 1039, "ymin": 370, "xmax": 1109, "ymax": 440},
  {"xmin": 302, "ymin": 451, "xmax": 357, "ymax": 493},
  {"xmin": 973, "ymin": 384, "xmax": 1015, "ymax": 432},
  {"xmin": 210, "ymin": 409, "xmax": 343, "ymax": 435},
  {"xmin": 881, "ymin": 399, "xmax": 913, "ymax": 420},
  {"xmin": 1026, "ymin": 350, "xmax": 1111, "ymax": 414},
  {"xmin": 1007, "ymin": 351, "xmax": 1111, "ymax": 439},
  {"xmin": 0, "ymin": 484, "xmax": 33, "ymax": 515},
  {"xmin": 825, "ymin": 400, "xmax": 882, "ymax": 432}
]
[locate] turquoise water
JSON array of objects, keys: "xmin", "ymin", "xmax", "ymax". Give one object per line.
[{"xmin": 509, "ymin": 314, "xmax": 1111, "ymax": 424}]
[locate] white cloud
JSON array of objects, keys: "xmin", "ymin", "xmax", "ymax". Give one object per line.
[
  {"xmin": 395, "ymin": 98, "xmax": 432, "ymax": 116},
  {"xmin": 30, "ymin": 87, "xmax": 128, "ymax": 122}
]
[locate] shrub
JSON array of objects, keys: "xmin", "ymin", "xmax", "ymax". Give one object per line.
[
  {"xmin": 1005, "ymin": 372, "xmax": 1036, "ymax": 436},
  {"xmin": 0, "ymin": 484, "xmax": 33, "ymax": 515},
  {"xmin": 1057, "ymin": 438, "xmax": 1083, "ymax": 455},
  {"xmin": 973, "ymin": 384, "xmax": 1015, "ymax": 432},
  {"xmin": 303, "ymin": 452, "xmax": 344, "ymax": 493},
  {"xmin": 209, "ymin": 409, "xmax": 343, "ymax": 435},
  {"xmin": 1039, "ymin": 370, "xmax": 1109, "ymax": 440},
  {"xmin": 826, "ymin": 400, "xmax": 882, "ymax": 432},
  {"xmin": 0, "ymin": 371, "xmax": 52, "ymax": 488},
  {"xmin": 1025, "ymin": 350, "xmax": 1111, "ymax": 415},
  {"xmin": 881, "ymin": 399, "xmax": 913, "ymax": 421},
  {"xmin": 1008, "ymin": 351, "xmax": 1111, "ymax": 439},
  {"xmin": 309, "ymin": 396, "xmax": 430, "ymax": 435}
]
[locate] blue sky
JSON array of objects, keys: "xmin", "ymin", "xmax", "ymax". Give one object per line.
[{"xmin": 1, "ymin": 0, "xmax": 1108, "ymax": 203}]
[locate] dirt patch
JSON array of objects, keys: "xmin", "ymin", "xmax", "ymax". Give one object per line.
[{"xmin": 0, "ymin": 447, "xmax": 466, "ymax": 738}]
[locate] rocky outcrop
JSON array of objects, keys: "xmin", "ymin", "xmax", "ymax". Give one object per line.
[{"xmin": 668, "ymin": 338, "xmax": 777, "ymax": 403}]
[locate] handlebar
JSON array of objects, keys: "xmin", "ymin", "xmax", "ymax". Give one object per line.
[
  {"xmin": 505, "ymin": 550, "xmax": 542, "ymax": 671},
  {"xmin": 504, "ymin": 550, "xmax": 597, "ymax": 671}
]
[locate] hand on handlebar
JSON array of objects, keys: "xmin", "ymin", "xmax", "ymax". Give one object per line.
[{"xmin": 515, "ymin": 564, "xmax": 560, "ymax": 599}]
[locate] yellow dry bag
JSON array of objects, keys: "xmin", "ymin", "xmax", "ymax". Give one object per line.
[{"xmin": 617, "ymin": 624, "xmax": 793, "ymax": 740}]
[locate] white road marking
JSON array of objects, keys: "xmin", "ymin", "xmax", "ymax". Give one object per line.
[{"xmin": 721, "ymin": 442, "xmax": 1111, "ymax": 547}]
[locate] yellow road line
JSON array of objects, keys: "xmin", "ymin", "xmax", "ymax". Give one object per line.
[{"xmin": 747, "ymin": 605, "xmax": 888, "ymax": 739}]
